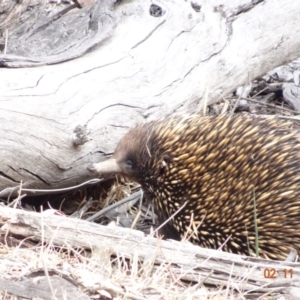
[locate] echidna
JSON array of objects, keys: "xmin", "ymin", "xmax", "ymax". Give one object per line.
[{"xmin": 88, "ymin": 114, "xmax": 300, "ymax": 260}]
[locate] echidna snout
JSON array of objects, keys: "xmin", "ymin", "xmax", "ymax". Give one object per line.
[
  {"xmin": 88, "ymin": 159, "xmax": 122, "ymax": 177},
  {"xmin": 88, "ymin": 156, "xmax": 136, "ymax": 179}
]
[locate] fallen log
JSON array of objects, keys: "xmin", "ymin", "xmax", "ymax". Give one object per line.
[
  {"xmin": 0, "ymin": 205, "xmax": 300, "ymax": 298},
  {"xmin": 0, "ymin": 0, "xmax": 300, "ymax": 191}
]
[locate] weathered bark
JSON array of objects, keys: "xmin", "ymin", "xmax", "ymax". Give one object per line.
[
  {"xmin": 0, "ymin": 0, "xmax": 116, "ymax": 66},
  {"xmin": 1, "ymin": 205, "xmax": 300, "ymax": 298},
  {"xmin": 0, "ymin": 0, "xmax": 300, "ymax": 194}
]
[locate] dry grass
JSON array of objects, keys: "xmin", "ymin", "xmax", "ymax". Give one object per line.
[{"xmin": 0, "ymin": 235, "xmax": 254, "ymax": 300}]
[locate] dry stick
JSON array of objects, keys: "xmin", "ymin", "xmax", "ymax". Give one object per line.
[
  {"xmin": 245, "ymin": 281, "xmax": 282, "ymax": 296},
  {"xmin": 144, "ymin": 201, "xmax": 154, "ymax": 224},
  {"xmin": 3, "ymin": 220, "xmax": 11, "ymax": 249},
  {"xmin": 7, "ymin": 194, "xmax": 27, "ymax": 208},
  {"xmin": 220, "ymin": 100, "xmax": 230, "ymax": 114},
  {"xmin": 262, "ymin": 114, "xmax": 300, "ymax": 122},
  {"xmin": 249, "ymin": 82, "xmax": 289, "ymax": 99},
  {"xmin": 151, "ymin": 201, "xmax": 187, "ymax": 238},
  {"xmin": 4, "ymin": 29, "xmax": 8, "ymax": 55},
  {"xmin": 0, "ymin": 178, "xmax": 103, "ymax": 198},
  {"xmin": 245, "ymin": 224, "xmax": 252, "ymax": 258},
  {"xmin": 203, "ymin": 234, "xmax": 232, "ymax": 261},
  {"xmin": 182, "ymin": 212, "xmax": 205, "ymax": 243},
  {"xmin": 239, "ymin": 96, "xmax": 300, "ymax": 115},
  {"xmin": 224, "ymin": 262, "xmax": 234, "ymax": 299},
  {"xmin": 189, "ymin": 271, "xmax": 213, "ymax": 292},
  {"xmin": 4, "ymin": 182, "xmax": 24, "ymax": 246},
  {"xmin": 61, "ymin": 241, "xmax": 89, "ymax": 267},
  {"xmin": 230, "ymin": 84, "xmax": 247, "ymax": 115},
  {"xmin": 201, "ymin": 86, "xmax": 210, "ymax": 115},
  {"xmin": 11, "ymin": 181, "xmax": 24, "ymax": 208},
  {"xmin": 70, "ymin": 197, "xmax": 94, "ymax": 219},
  {"xmin": 131, "ymin": 210, "xmax": 142, "ymax": 229},
  {"xmin": 145, "ymin": 126, "xmax": 155, "ymax": 158},
  {"xmin": 40, "ymin": 207, "xmax": 55, "ymax": 298},
  {"xmin": 252, "ymin": 190, "xmax": 259, "ymax": 258},
  {"xmin": 23, "ymin": 179, "xmax": 103, "ymax": 195},
  {"xmin": 256, "ymin": 287, "xmax": 286, "ymax": 300},
  {"xmin": 86, "ymin": 190, "xmax": 142, "ymax": 222},
  {"xmin": 227, "ymin": 261, "xmax": 258, "ymax": 298},
  {"xmin": 251, "ymin": 86, "xmax": 272, "ymax": 98}
]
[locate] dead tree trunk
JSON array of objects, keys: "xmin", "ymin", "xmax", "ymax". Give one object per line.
[{"xmin": 0, "ymin": 0, "xmax": 300, "ymax": 194}]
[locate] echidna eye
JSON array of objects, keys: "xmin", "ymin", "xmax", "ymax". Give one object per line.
[
  {"xmin": 126, "ymin": 160, "xmax": 133, "ymax": 169},
  {"xmin": 119, "ymin": 159, "xmax": 134, "ymax": 174}
]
